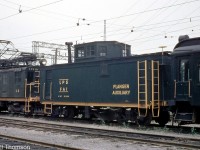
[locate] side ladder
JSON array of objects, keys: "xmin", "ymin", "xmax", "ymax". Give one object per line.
[
  {"xmin": 24, "ymin": 98, "xmax": 30, "ymax": 113},
  {"xmin": 137, "ymin": 60, "xmax": 148, "ymax": 117},
  {"xmin": 44, "ymin": 103, "xmax": 52, "ymax": 115},
  {"xmin": 151, "ymin": 60, "xmax": 160, "ymax": 117}
]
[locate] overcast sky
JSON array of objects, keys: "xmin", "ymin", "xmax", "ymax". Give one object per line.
[{"xmin": 1, "ymin": 0, "xmax": 200, "ymax": 61}]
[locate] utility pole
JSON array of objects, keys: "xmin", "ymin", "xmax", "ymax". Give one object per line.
[
  {"xmin": 55, "ymin": 48, "xmax": 58, "ymax": 64},
  {"xmin": 104, "ymin": 20, "xmax": 106, "ymax": 41}
]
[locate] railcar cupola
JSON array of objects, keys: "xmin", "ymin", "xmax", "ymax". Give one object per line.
[{"xmin": 74, "ymin": 41, "xmax": 131, "ymax": 62}]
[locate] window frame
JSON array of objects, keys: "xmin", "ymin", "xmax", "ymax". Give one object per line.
[
  {"xmin": 99, "ymin": 46, "xmax": 107, "ymax": 57},
  {"xmin": 179, "ymin": 59, "xmax": 190, "ymax": 82}
]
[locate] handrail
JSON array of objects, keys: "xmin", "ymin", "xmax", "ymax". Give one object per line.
[
  {"xmin": 174, "ymin": 80, "xmax": 176, "ymax": 99},
  {"xmin": 24, "ymin": 79, "xmax": 27, "ymax": 98},
  {"xmin": 43, "ymin": 83, "xmax": 45, "ymax": 99},
  {"xmin": 174, "ymin": 80, "xmax": 192, "ymax": 98},
  {"xmin": 189, "ymin": 79, "xmax": 192, "ymax": 98},
  {"xmin": 50, "ymin": 82, "xmax": 52, "ymax": 100}
]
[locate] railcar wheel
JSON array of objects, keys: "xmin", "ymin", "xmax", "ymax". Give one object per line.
[
  {"xmin": 51, "ymin": 107, "xmax": 61, "ymax": 118},
  {"xmin": 8, "ymin": 105, "xmax": 14, "ymax": 114},
  {"xmin": 137, "ymin": 114, "xmax": 152, "ymax": 126},
  {"xmin": 155, "ymin": 111, "xmax": 170, "ymax": 127},
  {"xmin": 116, "ymin": 110, "xmax": 126, "ymax": 124},
  {"xmin": 63, "ymin": 106, "xmax": 75, "ymax": 119}
]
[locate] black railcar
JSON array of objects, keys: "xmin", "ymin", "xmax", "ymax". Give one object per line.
[{"xmin": 172, "ymin": 36, "xmax": 200, "ymax": 124}]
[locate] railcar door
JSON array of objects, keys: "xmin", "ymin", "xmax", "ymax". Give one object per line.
[
  {"xmin": 1, "ymin": 74, "xmax": 8, "ymax": 97},
  {"xmin": 45, "ymin": 70, "xmax": 52, "ymax": 100},
  {"xmin": 175, "ymin": 56, "xmax": 192, "ymax": 101}
]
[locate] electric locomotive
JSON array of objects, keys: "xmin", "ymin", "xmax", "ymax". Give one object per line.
[{"xmin": 0, "ymin": 53, "xmax": 47, "ymax": 114}]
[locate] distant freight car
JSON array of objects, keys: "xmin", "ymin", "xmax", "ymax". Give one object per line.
[{"xmin": 40, "ymin": 41, "xmax": 172, "ymax": 125}]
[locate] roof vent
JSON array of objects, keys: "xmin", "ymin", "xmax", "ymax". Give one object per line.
[{"xmin": 178, "ymin": 35, "xmax": 189, "ymax": 42}]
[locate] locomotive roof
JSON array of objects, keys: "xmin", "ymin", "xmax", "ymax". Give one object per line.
[
  {"xmin": 173, "ymin": 37, "xmax": 200, "ymax": 54},
  {"xmin": 75, "ymin": 41, "xmax": 130, "ymax": 47}
]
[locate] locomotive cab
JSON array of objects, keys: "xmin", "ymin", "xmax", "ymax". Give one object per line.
[
  {"xmin": 173, "ymin": 36, "xmax": 200, "ymax": 124},
  {"xmin": 74, "ymin": 41, "xmax": 131, "ymax": 62}
]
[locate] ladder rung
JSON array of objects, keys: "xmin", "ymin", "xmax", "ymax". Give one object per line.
[
  {"xmin": 139, "ymin": 77, "xmax": 145, "ymax": 78},
  {"xmin": 46, "ymin": 107, "xmax": 52, "ymax": 109},
  {"xmin": 153, "ymin": 103, "xmax": 159, "ymax": 105}
]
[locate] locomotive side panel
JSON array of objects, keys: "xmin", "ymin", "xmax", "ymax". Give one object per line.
[
  {"xmin": 40, "ymin": 53, "xmax": 173, "ymax": 108},
  {"xmin": 0, "ymin": 68, "xmax": 26, "ymax": 98},
  {"xmin": 40, "ymin": 59, "xmax": 139, "ymax": 106}
]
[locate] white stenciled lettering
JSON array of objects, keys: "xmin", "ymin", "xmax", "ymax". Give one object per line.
[{"xmin": 112, "ymin": 84, "xmax": 130, "ymax": 95}]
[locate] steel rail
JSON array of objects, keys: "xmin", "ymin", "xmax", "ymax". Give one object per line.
[
  {"xmin": 0, "ymin": 133, "xmax": 82, "ymax": 150},
  {"xmin": 0, "ymin": 117, "xmax": 200, "ymax": 149}
]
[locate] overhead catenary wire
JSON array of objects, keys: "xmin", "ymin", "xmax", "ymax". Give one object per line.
[
  {"xmin": 9, "ymin": 15, "xmax": 200, "ymax": 46},
  {"xmin": 1, "ymin": 0, "xmax": 199, "ymax": 24},
  {"xmin": 0, "ymin": 0, "xmax": 65, "ymax": 21},
  {"xmin": 1, "ymin": 1, "xmax": 200, "ymax": 55},
  {"xmin": 10, "ymin": 16, "xmax": 200, "ymax": 40},
  {"xmin": 2, "ymin": 0, "xmax": 80, "ymax": 20},
  {"xmin": 117, "ymin": 0, "xmax": 177, "ymax": 40}
]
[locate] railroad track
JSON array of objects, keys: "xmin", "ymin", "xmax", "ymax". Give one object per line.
[
  {"xmin": 0, "ymin": 134, "xmax": 81, "ymax": 150},
  {"xmin": 0, "ymin": 117, "xmax": 200, "ymax": 149}
]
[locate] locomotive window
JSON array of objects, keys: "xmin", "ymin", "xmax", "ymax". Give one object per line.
[
  {"xmin": 86, "ymin": 46, "xmax": 95, "ymax": 56},
  {"xmin": 99, "ymin": 46, "xmax": 107, "ymax": 57},
  {"xmin": 179, "ymin": 59, "xmax": 189, "ymax": 82},
  {"xmin": 78, "ymin": 50, "xmax": 85, "ymax": 57},
  {"xmin": 122, "ymin": 49, "xmax": 127, "ymax": 57},
  {"xmin": 90, "ymin": 46, "xmax": 95, "ymax": 56},
  {"xmin": 77, "ymin": 47, "xmax": 85, "ymax": 58}
]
